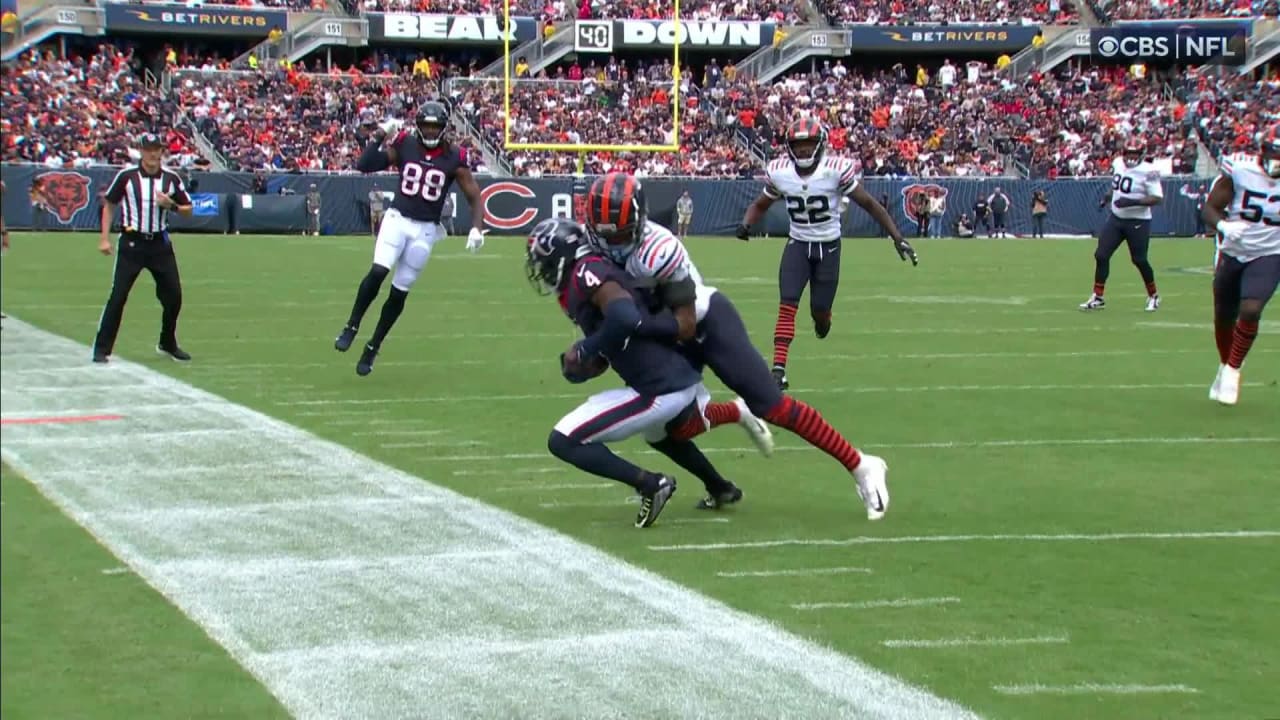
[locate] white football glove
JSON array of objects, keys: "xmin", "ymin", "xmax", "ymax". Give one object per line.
[
  {"xmin": 1216, "ymin": 219, "xmax": 1247, "ymax": 244},
  {"xmin": 378, "ymin": 118, "xmax": 403, "ymax": 137},
  {"xmin": 466, "ymin": 227, "xmax": 486, "ymax": 253}
]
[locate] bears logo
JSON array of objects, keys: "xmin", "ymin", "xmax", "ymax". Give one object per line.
[
  {"xmin": 35, "ymin": 171, "xmax": 93, "ymax": 224},
  {"xmin": 901, "ymin": 183, "xmax": 948, "ymax": 227}
]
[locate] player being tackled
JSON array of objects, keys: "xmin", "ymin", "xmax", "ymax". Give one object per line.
[
  {"xmin": 1202, "ymin": 123, "xmax": 1280, "ymax": 406},
  {"xmin": 735, "ymin": 118, "xmax": 916, "ymax": 391},
  {"xmin": 585, "ymin": 173, "xmax": 890, "ymax": 520},
  {"xmin": 334, "ymin": 102, "xmax": 487, "ymax": 376},
  {"xmin": 526, "ymin": 218, "xmax": 749, "ymax": 527}
]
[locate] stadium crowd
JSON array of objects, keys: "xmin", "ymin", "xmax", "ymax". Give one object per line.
[
  {"xmin": 354, "ymin": 0, "xmax": 802, "ymax": 22},
  {"xmin": 1091, "ymin": 0, "xmax": 1275, "ymax": 20},
  {"xmin": 819, "ymin": 0, "xmax": 1078, "ymax": 24},
  {"xmin": 1177, "ymin": 67, "xmax": 1280, "ymax": 160},
  {"xmin": 0, "ymin": 47, "xmax": 204, "ymax": 168}
]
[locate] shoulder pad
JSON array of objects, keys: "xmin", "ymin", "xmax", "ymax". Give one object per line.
[{"xmin": 633, "ymin": 227, "xmax": 687, "ymax": 282}]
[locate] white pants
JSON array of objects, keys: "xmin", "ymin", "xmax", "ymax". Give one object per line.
[
  {"xmin": 553, "ymin": 384, "xmax": 710, "ymax": 444},
  {"xmin": 373, "ymin": 208, "xmax": 446, "ymax": 291}
]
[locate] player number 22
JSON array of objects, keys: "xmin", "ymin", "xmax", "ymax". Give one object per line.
[
  {"xmin": 400, "ymin": 163, "xmax": 447, "ymax": 202},
  {"xmin": 1240, "ymin": 190, "xmax": 1280, "ymax": 226},
  {"xmin": 786, "ymin": 196, "xmax": 832, "ymax": 225}
]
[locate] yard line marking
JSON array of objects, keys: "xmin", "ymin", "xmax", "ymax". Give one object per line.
[
  {"xmin": 454, "ymin": 467, "xmax": 562, "ymax": 477},
  {"xmin": 883, "ymin": 295, "xmax": 1029, "ymax": 305},
  {"xmin": 883, "ymin": 636, "xmax": 1069, "ymax": 649},
  {"xmin": 650, "ymin": 530, "xmax": 1280, "ymax": 552},
  {"xmin": 1141, "ymin": 320, "xmax": 1280, "ymax": 331},
  {"xmin": 718, "ymin": 567, "xmax": 874, "ymax": 579},
  {"xmin": 992, "ymin": 683, "xmax": 1200, "ymax": 696},
  {"xmin": 294, "ymin": 408, "xmax": 385, "ymax": 417},
  {"xmin": 429, "ymin": 436, "xmax": 1280, "ymax": 462},
  {"xmin": 350, "ymin": 429, "xmax": 445, "ymax": 437},
  {"xmin": 2, "ymin": 317, "xmax": 976, "ymax": 720},
  {"xmin": 793, "ymin": 597, "xmax": 962, "ymax": 611},
  {"xmin": 276, "ymin": 382, "xmax": 1252, "ymax": 406},
  {"xmin": 671, "ymin": 518, "xmax": 731, "ymax": 525},
  {"xmin": 101, "ymin": 566, "xmax": 131, "ymax": 576},
  {"xmin": 1, "ymin": 413, "xmax": 124, "ymax": 426},
  {"xmin": 495, "ymin": 482, "xmax": 615, "ymax": 492},
  {"xmin": 379, "ymin": 440, "xmax": 487, "ymax": 449},
  {"xmin": 538, "ymin": 498, "xmax": 638, "ymax": 509}
]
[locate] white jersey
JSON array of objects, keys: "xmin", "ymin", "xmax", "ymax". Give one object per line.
[
  {"xmin": 1218, "ymin": 152, "xmax": 1280, "ymax": 261},
  {"xmin": 625, "ymin": 220, "xmax": 717, "ymax": 322},
  {"xmin": 1109, "ymin": 158, "xmax": 1164, "ymax": 221},
  {"xmin": 762, "ymin": 155, "xmax": 859, "ymax": 243}
]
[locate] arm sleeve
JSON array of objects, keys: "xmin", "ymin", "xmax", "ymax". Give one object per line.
[
  {"xmin": 656, "ymin": 277, "xmax": 697, "ymax": 308},
  {"xmin": 356, "ymin": 135, "xmax": 392, "ymax": 173},
  {"xmin": 837, "ymin": 159, "xmax": 859, "ymax": 196},
  {"xmin": 578, "ymin": 298, "xmax": 642, "ymax": 358},
  {"xmin": 171, "ymin": 175, "xmax": 191, "ymax": 206},
  {"xmin": 104, "ymin": 169, "xmax": 129, "ymax": 204}
]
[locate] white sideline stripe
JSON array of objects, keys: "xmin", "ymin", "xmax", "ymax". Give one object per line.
[
  {"xmin": 794, "ymin": 597, "xmax": 961, "ymax": 611},
  {"xmin": 992, "ymin": 683, "xmax": 1200, "ymax": 696},
  {"xmin": 496, "ymin": 482, "xmax": 615, "ymax": 492},
  {"xmin": 718, "ymin": 567, "xmax": 873, "ymax": 579},
  {"xmin": 650, "ymin": 530, "xmax": 1280, "ymax": 552},
  {"xmin": 275, "ymin": 382, "xmax": 1245, "ymax": 406},
  {"xmin": 101, "ymin": 566, "xmax": 131, "ymax": 576},
  {"xmin": 428, "ymin": 436, "xmax": 1280, "ymax": 463},
  {"xmin": 1, "ymin": 317, "xmax": 975, "ymax": 720},
  {"xmin": 883, "ymin": 636, "xmax": 1069, "ymax": 649}
]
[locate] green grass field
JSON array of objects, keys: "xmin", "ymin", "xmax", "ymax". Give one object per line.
[{"xmin": 2, "ymin": 231, "xmax": 1278, "ymax": 719}]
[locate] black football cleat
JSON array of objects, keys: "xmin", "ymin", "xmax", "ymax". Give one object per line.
[
  {"xmin": 772, "ymin": 366, "xmax": 789, "ymax": 391},
  {"xmin": 636, "ymin": 474, "xmax": 676, "ymax": 528},
  {"xmin": 156, "ymin": 344, "xmax": 192, "ymax": 362},
  {"xmin": 334, "ymin": 325, "xmax": 358, "ymax": 352},
  {"xmin": 695, "ymin": 483, "xmax": 743, "ymax": 510},
  {"xmin": 92, "ymin": 351, "xmax": 110, "ymax": 364},
  {"xmin": 815, "ymin": 316, "xmax": 831, "ymax": 339},
  {"xmin": 356, "ymin": 343, "xmax": 379, "ymax": 376}
]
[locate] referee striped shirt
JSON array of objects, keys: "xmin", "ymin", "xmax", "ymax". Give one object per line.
[{"xmin": 104, "ymin": 165, "xmax": 190, "ymax": 234}]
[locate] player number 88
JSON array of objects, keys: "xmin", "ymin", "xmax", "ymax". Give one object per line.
[{"xmin": 400, "ymin": 163, "xmax": 448, "ymax": 202}]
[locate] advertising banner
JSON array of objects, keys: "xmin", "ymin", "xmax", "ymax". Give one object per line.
[
  {"xmin": 846, "ymin": 24, "xmax": 1041, "ymax": 53},
  {"xmin": 102, "ymin": 4, "xmax": 286, "ymax": 36},
  {"xmin": 573, "ymin": 19, "xmax": 775, "ymax": 52},
  {"xmin": 1090, "ymin": 22, "xmax": 1249, "ymax": 65}
]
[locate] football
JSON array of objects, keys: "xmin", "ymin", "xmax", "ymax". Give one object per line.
[{"xmin": 561, "ymin": 347, "xmax": 610, "ymax": 383}]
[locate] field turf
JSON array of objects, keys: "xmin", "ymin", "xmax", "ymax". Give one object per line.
[{"xmin": 1, "ymin": 231, "xmax": 1277, "ymax": 719}]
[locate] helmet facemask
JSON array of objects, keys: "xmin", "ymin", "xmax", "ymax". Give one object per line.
[{"xmin": 789, "ymin": 137, "xmax": 823, "ymax": 170}]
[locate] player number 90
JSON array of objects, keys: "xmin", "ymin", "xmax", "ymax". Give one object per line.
[{"xmin": 400, "ymin": 163, "xmax": 448, "ymax": 202}]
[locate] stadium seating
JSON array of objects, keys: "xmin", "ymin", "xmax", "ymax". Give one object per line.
[
  {"xmin": 356, "ymin": 0, "xmax": 802, "ymax": 21},
  {"xmin": 1090, "ymin": 0, "xmax": 1270, "ymax": 21},
  {"xmin": 0, "ymin": 48, "xmax": 203, "ymax": 168},
  {"xmin": 819, "ymin": 0, "xmax": 1078, "ymax": 25},
  {"xmin": 1177, "ymin": 68, "xmax": 1280, "ymax": 161}
]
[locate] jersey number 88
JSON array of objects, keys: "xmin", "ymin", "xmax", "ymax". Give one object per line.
[{"xmin": 401, "ymin": 163, "xmax": 447, "ymax": 201}]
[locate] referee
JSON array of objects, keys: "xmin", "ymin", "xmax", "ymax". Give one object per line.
[{"xmin": 92, "ymin": 132, "xmax": 193, "ymax": 364}]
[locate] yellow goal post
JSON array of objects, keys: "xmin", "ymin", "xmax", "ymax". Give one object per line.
[{"xmin": 501, "ymin": 0, "xmax": 683, "ymax": 173}]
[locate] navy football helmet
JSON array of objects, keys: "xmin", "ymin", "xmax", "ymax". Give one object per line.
[{"xmin": 526, "ymin": 218, "xmax": 590, "ymax": 295}]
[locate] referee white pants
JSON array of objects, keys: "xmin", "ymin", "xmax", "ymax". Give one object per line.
[{"xmin": 553, "ymin": 383, "xmax": 711, "ymax": 444}]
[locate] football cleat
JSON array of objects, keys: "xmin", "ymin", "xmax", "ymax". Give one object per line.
[
  {"xmin": 92, "ymin": 351, "xmax": 109, "ymax": 364},
  {"xmin": 1216, "ymin": 365, "xmax": 1241, "ymax": 405},
  {"xmin": 335, "ymin": 325, "xmax": 358, "ymax": 352},
  {"xmin": 1209, "ymin": 363, "xmax": 1226, "ymax": 402},
  {"xmin": 356, "ymin": 343, "xmax": 379, "ymax": 376},
  {"xmin": 733, "ymin": 397, "xmax": 774, "ymax": 457},
  {"xmin": 156, "ymin": 344, "xmax": 192, "ymax": 362},
  {"xmin": 852, "ymin": 454, "xmax": 889, "ymax": 520},
  {"xmin": 1079, "ymin": 294, "xmax": 1105, "ymax": 311},
  {"xmin": 772, "ymin": 366, "xmax": 789, "ymax": 391},
  {"xmin": 1145, "ymin": 295, "xmax": 1161, "ymax": 312},
  {"xmin": 636, "ymin": 474, "xmax": 676, "ymax": 528},
  {"xmin": 815, "ymin": 316, "xmax": 831, "ymax": 339},
  {"xmin": 695, "ymin": 483, "xmax": 743, "ymax": 510}
]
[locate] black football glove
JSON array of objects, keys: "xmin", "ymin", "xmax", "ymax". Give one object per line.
[
  {"xmin": 735, "ymin": 224, "xmax": 751, "ymax": 242},
  {"xmin": 1113, "ymin": 197, "xmax": 1139, "ymax": 209},
  {"xmin": 892, "ymin": 237, "xmax": 919, "ymax": 266}
]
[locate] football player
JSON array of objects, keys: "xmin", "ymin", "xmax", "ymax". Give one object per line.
[
  {"xmin": 588, "ymin": 173, "xmax": 890, "ymax": 520},
  {"xmin": 735, "ymin": 118, "xmax": 917, "ymax": 391},
  {"xmin": 334, "ymin": 102, "xmax": 487, "ymax": 376},
  {"xmin": 1202, "ymin": 123, "xmax": 1280, "ymax": 406},
  {"xmin": 526, "ymin": 218, "xmax": 745, "ymax": 527},
  {"xmin": 1080, "ymin": 138, "xmax": 1164, "ymax": 312}
]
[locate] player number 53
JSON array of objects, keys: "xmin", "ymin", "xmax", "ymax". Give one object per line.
[
  {"xmin": 400, "ymin": 163, "xmax": 447, "ymax": 202},
  {"xmin": 1240, "ymin": 190, "xmax": 1280, "ymax": 226}
]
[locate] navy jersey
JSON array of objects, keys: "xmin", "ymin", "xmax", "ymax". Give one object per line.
[
  {"xmin": 562, "ymin": 255, "xmax": 700, "ymax": 396},
  {"xmin": 390, "ymin": 131, "xmax": 468, "ymax": 222}
]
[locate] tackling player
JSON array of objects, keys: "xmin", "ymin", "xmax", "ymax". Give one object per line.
[
  {"xmin": 587, "ymin": 173, "xmax": 890, "ymax": 520},
  {"xmin": 1202, "ymin": 123, "xmax": 1280, "ymax": 406},
  {"xmin": 334, "ymin": 102, "xmax": 487, "ymax": 376},
  {"xmin": 1080, "ymin": 138, "xmax": 1163, "ymax": 312},
  {"xmin": 735, "ymin": 119, "xmax": 917, "ymax": 391},
  {"xmin": 526, "ymin": 219, "xmax": 746, "ymax": 527}
]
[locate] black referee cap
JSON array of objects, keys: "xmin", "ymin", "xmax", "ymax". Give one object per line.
[{"xmin": 138, "ymin": 132, "xmax": 165, "ymax": 149}]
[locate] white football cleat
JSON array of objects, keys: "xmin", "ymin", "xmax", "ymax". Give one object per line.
[
  {"xmin": 852, "ymin": 454, "xmax": 889, "ymax": 520},
  {"xmin": 1216, "ymin": 365, "xmax": 1241, "ymax": 406},
  {"xmin": 1145, "ymin": 294, "xmax": 1161, "ymax": 312},
  {"xmin": 732, "ymin": 397, "xmax": 774, "ymax": 458},
  {"xmin": 1209, "ymin": 363, "xmax": 1226, "ymax": 402},
  {"xmin": 1079, "ymin": 294, "xmax": 1105, "ymax": 311}
]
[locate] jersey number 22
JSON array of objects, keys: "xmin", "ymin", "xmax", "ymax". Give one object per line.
[{"xmin": 786, "ymin": 196, "xmax": 832, "ymax": 225}]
